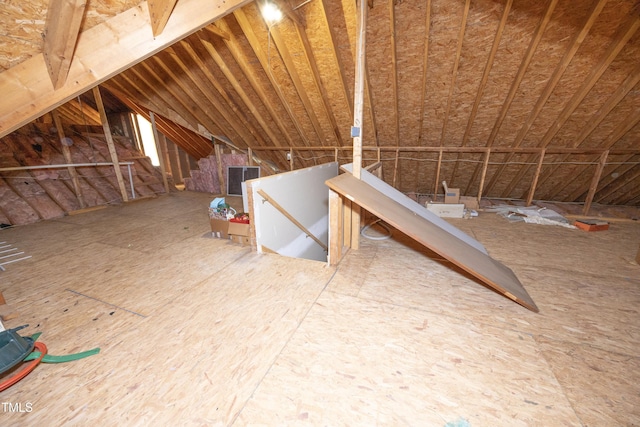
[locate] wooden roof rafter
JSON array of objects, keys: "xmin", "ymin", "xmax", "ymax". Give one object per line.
[
  {"xmin": 504, "ymin": 14, "xmax": 640, "ymax": 199},
  {"xmin": 598, "ymin": 163, "xmax": 640, "ymax": 204},
  {"xmin": 106, "ymin": 76, "xmax": 164, "ymax": 120},
  {"xmin": 288, "ymin": 1, "xmax": 345, "ymax": 146},
  {"xmin": 107, "ymin": 83, "xmax": 211, "ymax": 159},
  {"xmin": 523, "ymin": 62, "xmax": 640, "ymax": 200},
  {"xmin": 438, "ymin": 0, "xmax": 470, "ymax": 149},
  {"xmin": 413, "ymin": 0, "xmax": 431, "ymax": 195},
  {"xmin": 319, "ymin": 0, "xmax": 354, "ymax": 121},
  {"xmin": 233, "ymin": 8, "xmax": 311, "ymax": 145},
  {"xmin": 458, "ymin": 0, "xmax": 512, "ymax": 195},
  {"xmin": 568, "ymin": 112, "xmax": 640, "ymax": 202},
  {"xmin": 0, "ymin": 0, "xmax": 253, "ymax": 138},
  {"xmin": 209, "ymin": 19, "xmax": 298, "ymax": 147},
  {"xmin": 261, "ymin": 6, "xmax": 334, "ymax": 147},
  {"xmin": 485, "ymin": 0, "xmax": 608, "ymax": 196},
  {"xmin": 156, "ymin": 47, "xmax": 264, "ymax": 151},
  {"xmin": 195, "ymin": 35, "xmax": 286, "ymax": 148},
  {"xmin": 131, "ymin": 60, "xmax": 203, "ymax": 133},
  {"xmin": 465, "ymin": 0, "xmax": 559, "ymax": 193}
]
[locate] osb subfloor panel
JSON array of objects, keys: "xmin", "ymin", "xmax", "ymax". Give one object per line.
[{"xmin": 1, "ymin": 192, "xmax": 639, "ymax": 426}]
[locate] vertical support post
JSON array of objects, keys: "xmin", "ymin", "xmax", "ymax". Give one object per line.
[
  {"xmin": 526, "ymin": 148, "xmax": 546, "ymax": 206},
  {"xmin": 583, "ymin": 150, "xmax": 608, "ymax": 215},
  {"xmin": 158, "ymin": 132, "xmax": 172, "ymax": 179},
  {"xmin": 52, "ymin": 110, "xmax": 85, "ymax": 208},
  {"xmin": 350, "ymin": 0, "xmax": 367, "ymax": 250},
  {"xmin": 174, "ymin": 146, "xmax": 184, "ymax": 185},
  {"xmin": 343, "ymin": 198, "xmax": 353, "ymax": 248},
  {"xmin": 149, "ymin": 111, "xmax": 170, "ymax": 194},
  {"xmin": 433, "ymin": 148, "xmax": 443, "ymax": 199},
  {"xmin": 477, "ymin": 148, "xmax": 491, "ymax": 205},
  {"xmin": 213, "ymin": 139, "xmax": 226, "ymax": 195},
  {"xmin": 245, "ymin": 179, "xmax": 257, "ymax": 251},
  {"xmin": 334, "ymin": 148, "xmax": 339, "ymax": 163},
  {"xmin": 392, "ymin": 148, "xmax": 400, "ymax": 187},
  {"xmin": 328, "ymin": 189, "xmax": 343, "ymax": 265},
  {"xmin": 289, "ymin": 148, "xmax": 294, "ymax": 171},
  {"xmin": 93, "ymin": 86, "xmax": 129, "ymax": 202},
  {"xmin": 248, "ymin": 148, "xmax": 253, "ymax": 166}
]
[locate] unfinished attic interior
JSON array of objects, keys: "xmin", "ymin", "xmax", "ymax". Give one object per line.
[{"xmin": 0, "ymin": 0, "xmax": 639, "ymax": 423}]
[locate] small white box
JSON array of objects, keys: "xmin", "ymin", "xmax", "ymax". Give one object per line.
[{"xmin": 426, "ymin": 203, "xmax": 465, "ymax": 218}]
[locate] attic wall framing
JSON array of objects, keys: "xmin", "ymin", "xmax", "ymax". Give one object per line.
[{"xmin": 251, "ymin": 145, "xmax": 640, "ymax": 213}]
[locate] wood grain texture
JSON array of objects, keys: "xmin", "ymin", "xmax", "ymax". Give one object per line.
[{"xmin": 0, "ymin": 190, "xmax": 637, "ymax": 425}]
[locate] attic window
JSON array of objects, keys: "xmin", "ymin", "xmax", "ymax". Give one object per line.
[{"xmin": 135, "ymin": 114, "xmax": 160, "ymax": 167}]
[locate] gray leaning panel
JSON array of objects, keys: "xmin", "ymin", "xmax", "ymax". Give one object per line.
[
  {"xmin": 326, "ymin": 173, "xmax": 538, "ymax": 312},
  {"xmin": 340, "ymin": 164, "xmax": 487, "ymax": 255}
]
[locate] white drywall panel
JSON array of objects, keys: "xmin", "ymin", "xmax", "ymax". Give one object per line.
[{"xmin": 250, "ymin": 162, "xmax": 338, "ymax": 262}]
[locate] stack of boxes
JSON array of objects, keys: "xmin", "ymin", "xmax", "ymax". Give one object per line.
[
  {"xmin": 209, "ymin": 198, "xmax": 251, "ymax": 245},
  {"xmin": 426, "ymin": 181, "xmax": 466, "ymax": 218}
]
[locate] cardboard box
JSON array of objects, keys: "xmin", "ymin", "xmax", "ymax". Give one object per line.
[
  {"xmin": 459, "ymin": 196, "xmax": 479, "ymax": 210},
  {"xmin": 210, "ymin": 218, "xmax": 229, "ymax": 239},
  {"xmin": 444, "ymin": 188, "xmax": 460, "ymax": 204},
  {"xmin": 228, "ymin": 221, "xmax": 250, "ymax": 245},
  {"xmin": 228, "ymin": 221, "xmax": 250, "ymax": 236},
  {"xmin": 426, "ymin": 203, "xmax": 465, "ymax": 218}
]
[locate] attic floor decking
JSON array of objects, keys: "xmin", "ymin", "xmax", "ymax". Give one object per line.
[{"xmin": 0, "ymin": 191, "xmax": 638, "ymax": 426}]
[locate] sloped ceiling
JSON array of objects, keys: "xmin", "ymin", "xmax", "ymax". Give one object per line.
[{"xmin": 1, "ymin": 0, "xmax": 639, "ymax": 206}]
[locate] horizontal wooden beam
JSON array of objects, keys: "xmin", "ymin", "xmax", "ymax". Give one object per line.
[
  {"xmin": 0, "ymin": 0, "xmax": 252, "ymax": 139},
  {"xmin": 248, "ymin": 146, "xmax": 640, "ymax": 155}
]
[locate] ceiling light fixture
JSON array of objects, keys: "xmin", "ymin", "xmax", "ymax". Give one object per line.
[{"xmin": 261, "ymin": 2, "xmax": 282, "ymax": 24}]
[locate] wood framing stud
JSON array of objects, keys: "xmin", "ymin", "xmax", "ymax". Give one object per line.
[
  {"xmin": 148, "ymin": 0, "xmax": 180, "ymax": 37},
  {"xmin": 93, "ymin": 86, "xmax": 129, "ymax": 202},
  {"xmin": 526, "ymin": 149, "xmax": 545, "ymax": 206},
  {"xmin": 43, "ymin": 0, "xmax": 87, "ymax": 89},
  {"xmin": 583, "ymin": 150, "xmax": 608, "ymax": 215}
]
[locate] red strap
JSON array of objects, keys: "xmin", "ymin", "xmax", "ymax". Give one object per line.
[{"xmin": 0, "ymin": 341, "xmax": 48, "ymax": 392}]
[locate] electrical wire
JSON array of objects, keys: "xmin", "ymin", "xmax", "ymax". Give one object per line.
[{"xmin": 360, "ymin": 219, "xmax": 393, "ymax": 241}]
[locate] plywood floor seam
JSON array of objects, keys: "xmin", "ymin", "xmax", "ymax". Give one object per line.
[{"xmin": 0, "ymin": 191, "xmax": 638, "ymax": 426}]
